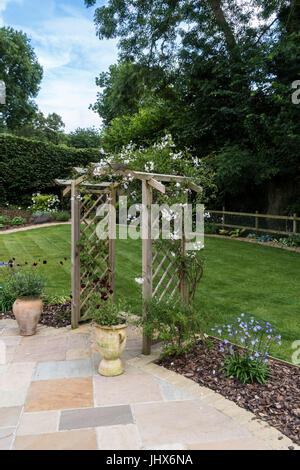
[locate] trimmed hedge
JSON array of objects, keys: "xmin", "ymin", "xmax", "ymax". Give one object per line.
[{"xmin": 0, "ymin": 134, "xmax": 103, "ymax": 206}]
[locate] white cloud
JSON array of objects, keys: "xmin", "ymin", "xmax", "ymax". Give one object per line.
[{"xmin": 4, "ymin": 1, "xmax": 119, "ymax": 131}]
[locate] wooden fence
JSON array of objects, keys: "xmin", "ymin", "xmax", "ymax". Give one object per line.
[{"xmin": 206, "ymin": 208, "xmax": 300, "ymax": 237}]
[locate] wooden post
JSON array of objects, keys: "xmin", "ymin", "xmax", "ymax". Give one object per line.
[
  {"xmin": 142, "ymin": 180, "xmax": 153, "ymax": 355},
  {"xmin": 293, "ymin": 213, "xmax": 297, "ymax": 235},
  {"xmin": 255, "ymin": 211, "xmax": 259, "ymax": 230},
  {"xmin": 71, "ymin": 181, "xmax": 81, "ymax": 329},
  {"xmin": 108, "ymin": 186, "xmax": 116, "ymax": 300},
  {"xmin": 180, "ymin": 235, "xmax": 188, "ymax": 304}
]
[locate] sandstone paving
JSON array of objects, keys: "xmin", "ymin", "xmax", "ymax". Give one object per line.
[
  {"xmin": 0, "ymin": 407, "xmax": 22, "ymax": 427},
  {"xmin": 59, "ymin": 405, "xmax": 134, "ymax": 431},
  {"xmin": 0, "ymin": 319, "xmax": 298, "ymax": 451},
  {"xmin": 13, "ymin": 335, "xmax": 67, "ymax": 363},
  {"xmin": 94, "ymin": 373, "xmax": 163, "ymax": 406},
  {"xmin": 13, "ymin": 429, "xmax": 98, "ymax": 450},
  {"xmin": 17, "ymin": 411, "xmax": 59, "ymax": 436},
  {"xmin": 25, "ymin": 377, "xmax": 94, "ymax": 412},
  {"xmin": 0, "ymin": 427, "xmax": 15, "ymax": 450},
  {"xmin": 133, "ymin": 400, "xmax": 253, "ymax": 448},
  {"xmin": 33, "ymin": 358, "xmax": 92, "ymax": 381}
]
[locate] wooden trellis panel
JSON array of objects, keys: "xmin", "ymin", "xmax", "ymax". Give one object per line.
[
  {"xmin": 71, "ymin": 186, "xmax": 115, "ymax": 326},
  {"xmin": 152, "ymin": 241, "xmax": 181, "ymax": 303}
]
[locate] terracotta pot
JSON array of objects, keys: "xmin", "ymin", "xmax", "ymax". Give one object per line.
[
  {"xmin": 93, "ymin": 323, "xmax": 127, "ymax": 377},
  {"xmin": 13, "ymin": 297, "xmax": 43, "ymax": 336}
]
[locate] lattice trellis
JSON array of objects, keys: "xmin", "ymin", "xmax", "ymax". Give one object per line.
[
  {"xmin": 55, "ymin": 167, "xmax": 202, "ymax": 355},
  {"xmin": 152, "ymin": 241, "xmax": 181, "ymax": 303},
  {"xmin": 79, "ymin": 190, "xmax": 112, "ymax": 320}
]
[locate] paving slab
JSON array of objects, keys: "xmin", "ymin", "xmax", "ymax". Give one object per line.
[
  {"xmin": 97, "ymin": 424, "xmax": 140, "ymax": 450},
  {"xmin": 0, "ymin": 362, "xmax": 36, "ymax": 390},
  {"xmin": 0, "ymin": 388, "xmax": 28, "ymax": 407},
  {"xmin": 133, "ymin": 400, "xmax": 252, "ymax": 448},
  {"xmin": 155, "ymin": 377, "xmax": 196, "ymax": 402},
  {"xmin": 94, "ymin": 373, "xmax": 163, "ymax": 406},
  {"xmin": 67, "ymin": 333, "xmax": 91, "ymax": 350},
  {"xmin": 0, "ymin": 427, "xmax": 15, "ymax": 450},
  {"xmin": 13, "ymin": 429, "xmax": 98, "ymax": 450},
  {"xmin": 13, "ymin": 335, "xmax": 67, "ymax": 363},
  {"xmin": 66, "ymin": 348, "xmax": 91, "ymax": 360},
  {"xmin": 0, "ymin": 407, "xmax": 22, "ymax": 427},
  {"xmin": 17, "ymin": 411, "xmax": 59, "ymax": 436},
  {"xmin": 33, "ymin": 358, "xmax": 92, "ymax": 381},
  {"xmin": 187, "ymin": 438, "xmax": 272, "ymax": 450},
  {"xmin": 59, "ymin": 405, "xmax": 134, "ymax": 431},
  {"xmin": 25, "ymin": 377, "xmax": 94, "ymax": 412}
]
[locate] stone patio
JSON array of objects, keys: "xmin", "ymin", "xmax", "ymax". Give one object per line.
[{"xmin": 0, "ymin": 319, "xmax": 298, "ymax": 451}]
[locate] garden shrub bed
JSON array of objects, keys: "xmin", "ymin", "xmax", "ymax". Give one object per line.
[
  {"xmin": 159, "ymin": 337, "xmax": 300, "ymax": 446},
  {"xmin": 206, "ymin": 234, "xmax": 300, "ymax": 253},
  {"xmin": 0, "ymin": 302, "xmax": 72, "ymax": 328}
]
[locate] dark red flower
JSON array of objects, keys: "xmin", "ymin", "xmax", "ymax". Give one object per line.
[
  {"xmin": 81, "ymin": 284, "xmax": 86, "ymax": 289},
  {"xmin": 33, "ymin": 263, "xmax": 38, "ymax": 267},
  {"xmin": 93, "ymin": 278, "xmax": 100, "ymax": 284},
  {"xmin": 43, "ymin": 260, "xmax": 47, "ymax": 265}
]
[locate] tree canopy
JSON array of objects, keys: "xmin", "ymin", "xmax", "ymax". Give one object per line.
[
  {"xmin": 87, "ymin": 0, "xmax": 300, "ymax": 214},
  {"xmin": 0, "ymin": 27, "xmax": 43, "ymax": 130}
]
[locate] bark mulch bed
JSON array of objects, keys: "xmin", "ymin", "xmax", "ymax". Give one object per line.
[
  {"xmin": 0, "ymin": 303, "xmax": 72, "ymax": 329},
  {"xmin": 159, "ymin": 337, "xmax": 300, "ymax": 446}
]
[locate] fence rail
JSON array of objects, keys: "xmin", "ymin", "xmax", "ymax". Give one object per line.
[{"xmin": 206, "ymin": 209, "xmax": 300, "ymax": 237}]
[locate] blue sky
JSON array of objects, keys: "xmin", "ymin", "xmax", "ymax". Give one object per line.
[{"xmin": 0, "ymin": 0, "xmax": 118, "ymax": 131}]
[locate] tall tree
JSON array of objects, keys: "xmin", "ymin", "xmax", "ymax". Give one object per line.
[
  {"xmin": 0, "ymin": 27, "xmax": 43, "ymax": 130},
  {"xmin": 87, "ymin": 0, "xmax": 300, "ymax": 213}
]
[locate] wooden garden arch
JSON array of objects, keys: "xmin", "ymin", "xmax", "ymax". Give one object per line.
[{"xmin": 56, "ymin": 165, "xmax": 202, "ymax": 355}]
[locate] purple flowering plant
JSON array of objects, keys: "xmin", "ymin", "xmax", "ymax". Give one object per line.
[{"xmin": 211, "ymin": 313, "xmax": 282, "ymax": 384}]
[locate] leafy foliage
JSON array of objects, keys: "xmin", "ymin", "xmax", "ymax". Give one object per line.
[
  {"xmin": 86, "ymin": 0, "xmax": 300, "ymax": 214},
  {"xmin": 212, "ymin": 313, "xmax": 282, "ymax": 384},
  {"xmin": 141, "ymin": 299, "xmax": 204, "ymax": 357},
  {"xmin": 3, "ymin": 264, "xmax": 45, "ymax": 299},
  {"xmin": 0, "ymin": 27, "xmax": 43, "ymax": 130},
  {"xmin": 68, "ymin": 127, "xmax": 102, "ymax": 149},
  {"xmin": 0, "ymin": 134, "xmax": 104, "ymax": 206}
]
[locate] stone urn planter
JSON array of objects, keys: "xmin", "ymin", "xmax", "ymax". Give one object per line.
[
  {"xmin": 13, "ymin": 297, "xmax": 43, "ymax": 336},
  {"xmin": 94, "ymin": 323, "xmax": 127, "ymax": 377}
]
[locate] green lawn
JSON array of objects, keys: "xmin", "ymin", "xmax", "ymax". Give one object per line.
[{"xmin": 1, "ymin": 225, "xmax": 299, "ymax": 362}]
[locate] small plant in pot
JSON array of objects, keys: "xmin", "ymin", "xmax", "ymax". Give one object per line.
[
  {"xmin": 8, "ymin": 266, "xmax": 45, "ymax": 336},
  {"xmin": 88, "ymin": 287, "xmax": 127, "ymax": 377}
]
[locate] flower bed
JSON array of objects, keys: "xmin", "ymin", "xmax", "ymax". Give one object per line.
[
  {"xmin": 0, "ymin": 302, "xmax": 71, "ymax": 328},
  {"xmin": 159, "ymin": 337, "xmax": 300, "ymax": 446}
]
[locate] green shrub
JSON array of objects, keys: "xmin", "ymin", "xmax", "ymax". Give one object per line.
[
  {"xmin": 31, "ymin": 194, "xmax": 59, "ymax": 213},
  {"xmin": 11, "ymin": 217, "xmax": 25, "ymax": 226},
  {"xmin": 141, "ymin": 299, "xmax": 204, "ymax": 357},
  {"xmin": 204, "ymin": 222, "xmax": 218, "ymax": 234},
  {"xmin": 0, "ymin": 215, "xmax": 11, "ymax": 225},
  {"xmin": 0, "ymin": 134, "xmax": 104, "ymax": 205},
  {"xmin": 7, "ymin": 268, "xmax": 45, "ymax": 299},
  {"xmin": 0, "ymin": 286, "xmax": 15, "ymax": 312},
  {"xmin": 53, "ymin": 211, "xmax": 70, "ymax": 222},
  {"xmin": 247, "ymin": 233, "xmax": 259, "ymax": 239},
  {"xmin": 32, "ymin": 210, "xmax": 53, "ymax": 218}
]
